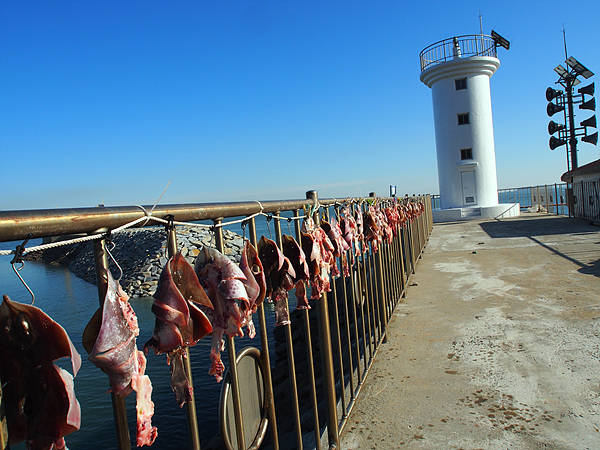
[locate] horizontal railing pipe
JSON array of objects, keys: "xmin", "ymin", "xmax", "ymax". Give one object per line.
[
  {"xmin": 0, "ymin": 199, "xmax": 330, "ymax": 242},
  {"xmin": 0, "ymin": 192, "xmax": 432, "ymax": 450}
]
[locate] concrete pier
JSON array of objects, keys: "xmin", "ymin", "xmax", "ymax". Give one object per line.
[{"xmin": 341, "ymin": 213, "xmax": 600, "ymax": 449}]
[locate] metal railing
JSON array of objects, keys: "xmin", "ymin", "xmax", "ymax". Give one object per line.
[
  {"xmin": 0, "ymin": 191, "xmax": 433, "ymax": 450},
  {"xmin": 419, "ymin": 34, "xmax": 497, "ymax": 72},
  {"xmin": 498, "ymin": 184, "xmax": 569, "ymax": 215},
  {"xmin": 431, "ymin": 184, "xmax": 570, "ymax": 216}
]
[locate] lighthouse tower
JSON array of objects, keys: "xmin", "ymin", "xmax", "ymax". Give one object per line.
[{"xmin": 419, "ymin": 32, "xmax": 519, "ymax": 221}]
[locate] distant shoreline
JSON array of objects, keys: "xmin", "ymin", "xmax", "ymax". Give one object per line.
[{"xmin": 25, "ymin": 226, "xmax": 244, "ymax": 298}]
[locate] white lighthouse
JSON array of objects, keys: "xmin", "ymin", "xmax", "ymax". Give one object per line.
[{"xmin": 420, "ymin": 32, "xmax": 519, "ymax": 221}]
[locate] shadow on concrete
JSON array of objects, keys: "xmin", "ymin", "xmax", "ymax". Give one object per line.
[
  {"xmin": 480, "ymin": 215, "xmax": 600, "ymax": 278},
  {"xmin": 479, "ymin": 216, "xmax": 597, "ymax": 239},
  {"xmin": 579, "ymin": 258, "xmax": 600, "ymax": 277}
]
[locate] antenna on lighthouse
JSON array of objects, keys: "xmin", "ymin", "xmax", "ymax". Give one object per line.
[{"xmin": 479, "ymin": 11, "xmax": 483, "ymax": 35}]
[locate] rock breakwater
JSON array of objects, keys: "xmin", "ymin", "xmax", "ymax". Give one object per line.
[{"xmin": 28, "ymin": 226, "xmax": 245, "ymax": 298}]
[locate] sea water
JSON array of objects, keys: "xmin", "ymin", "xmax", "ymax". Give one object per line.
[{"xmin": 0, "ymin": 213, "xmax": 293, "ymax": 449}]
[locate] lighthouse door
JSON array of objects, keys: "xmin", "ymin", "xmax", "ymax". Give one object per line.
[{"xmin": 461, "ymin": 170, "xmax": 477, "ymax": 205}]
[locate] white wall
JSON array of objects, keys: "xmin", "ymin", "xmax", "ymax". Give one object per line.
[{"xmin": 421, "ymin": 57, "xmax": 500, "ymax": 209}]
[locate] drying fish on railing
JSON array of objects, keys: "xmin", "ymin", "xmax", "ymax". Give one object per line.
[
  {"xmin": 258, "ymin": 236, "xmax": 296, "ymax": 325},
  {"xmin": 239, "ymin": 240, "xmax": 266, "ymax": 337},
  {"xmin": 195, "ymin": 246, "xmax": 263, "ymax": 382},
  {"xmin": 384, "ymin": 204, "xmax": 401, "ymax": 236},
  {"xmin": 363, "ymin": 206, "xmax": 381, "ymax": 253},
  {"xmin": 340, "ymin": 204, "xmax": 362, "ymax": 265},
  {"xmin": 354, "ymin": 204, "xmax": 366, "ymax": 253},
  {"xmin": 373, "ymin": 205, "xmax": 394, "ymax": 245},
  {"xmin": 282, "ymin": 234, "xmax": 310, "ymax": 310},
  {"xmin": 301, "ymin": 217, "xmax": 335, "ymax": 299},
  {"xmin": 318, "ymin": 220, "xmax": 341, "ymax": 278},
  {"xmin": 144, "ymin": 253, "xmax": 213, "ymax": 404},
  {"xmin": 321, "ymin": 216, "xmax": 351, "ymax": 278},
  {"xmin": 402, "ymin": 201, "xmax": 425, "ymax": 223},
  {"xmin": 0, "ymin": 295, "xmax": 81, "ymax": 450},
  {"xmin": 396, "ymin": 204, "xmax": 408, "ymax": 227},
  {"xmin": 83, "ymin": 269, "xmax": 158, "ymax": 447}
]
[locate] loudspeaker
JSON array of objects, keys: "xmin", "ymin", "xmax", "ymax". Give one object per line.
[
  {"xmin": 548, "ymin": 121, "xmax": 565, "ymax": 134},
  {"xmin": 578, "ymin": 82, "xmax": 595, "ymax": 97},
  {"xmin": 582, "ymin": 132, "xmax": 598, "ymax": 145},
  {"xmin": 580, "ymin": 98, "xmax": 596, "ymax": 111},
  {"xmin": 546, "ymin": 87, "xmax": 563, "ymax": 102},
  {"xmin": 581, "ymin": 115, "xmax": 597, "ymax": 128},
  {"xmin": 547, "ymin": 102, "xmax": 564, "ymax": 117},
  {"xmin": 549, "ymin": 136, "xmax": 567, "ymax": 150}
]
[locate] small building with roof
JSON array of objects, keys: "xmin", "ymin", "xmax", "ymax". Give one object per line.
[{"xmin": 561, "ymin": 158, "xmax": 600, "ymax": 221}]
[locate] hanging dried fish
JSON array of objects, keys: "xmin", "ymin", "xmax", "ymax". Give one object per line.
[
  {"xmin": 281, "ymin": 234, "xmax": 310, "ymax": 310},
  {"xmin": 144, "ymin": 252, "xmax": 213, "ymax": 406},
  {"xmin": 257, "ymin": 236, "xmax": 296, "ymax": 325},
  {"xmin": 0, "ymin": 295, "xmax": 81, "ymax": 450},
  {"xmin": 195, "ymin": 246, "xmax": 256, "ymax": 382},
  {"xmin": 83, "ymin": 269, "xmax": 158, "ymax": 446}
]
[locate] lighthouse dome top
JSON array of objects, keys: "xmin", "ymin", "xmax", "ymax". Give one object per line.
[{"xmin": 419, "ymin": 34, "xmax": 498, "ymax": 72}]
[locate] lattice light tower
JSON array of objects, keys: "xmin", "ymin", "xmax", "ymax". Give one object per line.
[{"xmin": 420, "ymin": 31, "xmax": 517, "ymax": 220}]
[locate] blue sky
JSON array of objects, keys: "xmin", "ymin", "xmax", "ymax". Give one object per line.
[{"xmin": 1, "ymin": 1, "xmax": 599, "ymax": 210}]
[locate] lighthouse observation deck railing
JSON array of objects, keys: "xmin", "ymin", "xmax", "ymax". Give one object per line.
[
  {"xmin": 0, "ymin": 191, "xmax": 432, "ymax": 450},
  {"xmin": 419, "ymin": 34, "xmax": 497, "ymax": 72}
]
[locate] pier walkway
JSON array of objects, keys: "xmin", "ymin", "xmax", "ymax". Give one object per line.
[{"xmin": 340, "ymin": 213, "xmax": 600, "ymax": 449}]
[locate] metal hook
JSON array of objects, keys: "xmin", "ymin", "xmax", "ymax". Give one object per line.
[
  {"xmin": 104, "ymin": 233, "xmax": 123, "ymax": 282},
  {"xmin": 287, "ymin": 217, "xmax": 292, "ymax": 236},
  {"xmin": 163, "ymin": 214, "xmax": 176, "ymax": 251},
  {"xmin": 11, "ymin": 235, "xmax": 35, "ymax": 305},
  {"xmin": 210, "ymin": 225, "xmax": 216, "ymax": 249},
  {"xmin": 241, "ymin": 219, "xmax": 248, "ymax": 242},
  {"xmin": 266, "ymin": 215, "xmax": 273, "ymax": 239}
]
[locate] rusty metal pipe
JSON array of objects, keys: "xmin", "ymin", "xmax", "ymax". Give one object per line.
[
  {"xmin": 357, "ymin": 205, "xmax": 373, "ymax": 363},
  {"xmin": 347, "ymin": 248, "xmax": 363, "ymax": 387},
  {"xmin": 393, "ymin": 229, "xmax": 401, "ymax": 300},
  {"xmin": 165, "ymin": 226, "xmax": 202, "ymax": 450},
  {"xmin": 248, "ymin": 218, "xmax": 279, "ymax": 450},
  {"xmin": 0, "ymin": 199, "xmax": 330, "ymax": 242},
  {"xmin": 407, "ymin": 221, "xmax": 416, "ymax": 275},
  {"xmin": 213, "ymin": 221, "xmax": 245, "ymax": 450},
  {"xmin": 364, "ymin": 246, "xmax": 379, "ymax": 347},
  {"xmin": 92, "ymin": 235, "xmax": 131, "ymax": 450},
  {"xmin": 293, "ymin": 210, "xmax": 321, "ymax": 450},
  {"xmin": 323, "ymin": 208, "xmax": 347, "ymax": 419},
  {"xmin": 393, "ymin": 236, "xmax": 400, "ymax": 307},
  {"xmin": 387, "ymin": 231, "xmax": 397, "ymax": 309},
  {"xmin": 383, "ymin": 238, "xmax": 393, "ymax": 321},
  {"xmin": 356, "ymin": 257, "xmax": 369, "ymax": 383},
  {"xmin": 334, "ymin": 203, "xmax": 356, "ymax": 411},
  {"xmin": 306, "ymin": 190, "xmax": 339, "ymax": 449},
  {"xmin": 401, "ymin": 225, "xmax": 409, "ymax": 297},
  {"xmin": 273, "ymin": 214, "xmax": 303, "ymax": 449},
  {"xmin": 375, "ymin": 241, "xmax": 388, "ymax": 344},
  {"xmin": 366, "ymin": 194, "xmax": 382, "ymax": 346}
]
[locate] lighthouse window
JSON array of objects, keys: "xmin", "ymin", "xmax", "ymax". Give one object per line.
[
  {"xmin": 460, "ymin": 148, "xmax": 473, "ymax": 160},
  {"xmin": 457, "ymin": 113, "xmax": 470, "ymax": 125},
  {"xmin": 455, "ymin": 78, "xmax": 467, "ymax": 90}
]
